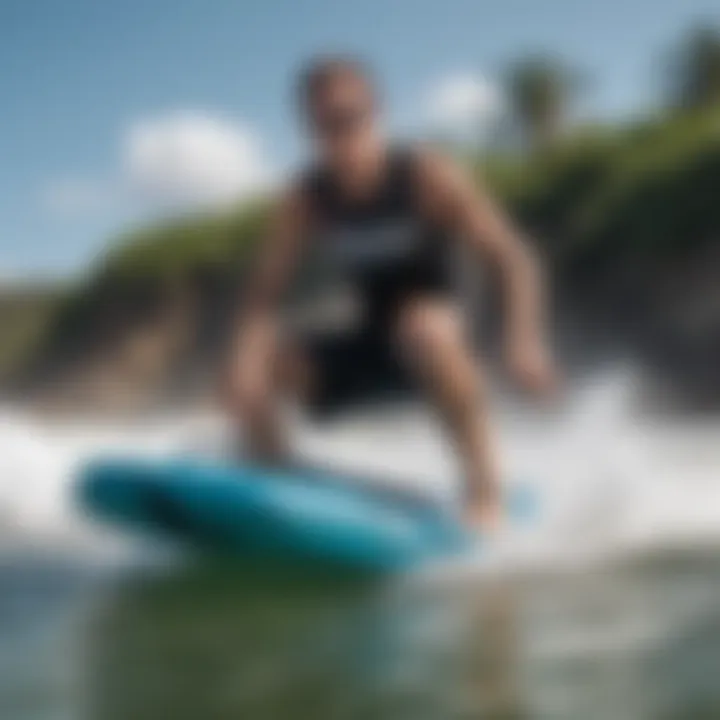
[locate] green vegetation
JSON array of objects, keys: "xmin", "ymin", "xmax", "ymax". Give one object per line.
[
  {"xmin": 488, "ymin": 107, "xmax": 720, "ymax": 268},
  {"xmin": 0, "ymin": 284, "xmax": 65, "ymax": 384},
  {"xmin": 101, "ymin": 201, "xmax": 270, "ymax": 283}
]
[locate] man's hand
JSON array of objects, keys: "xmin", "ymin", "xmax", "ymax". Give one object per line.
[{"xmin": 505, "ymin": 334, "xmax": 558, "ymax": 397}]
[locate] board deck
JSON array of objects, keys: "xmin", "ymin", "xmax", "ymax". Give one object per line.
[{"xmin": 77, "ymin": 458, "xmax": 537, "ymax": 572}]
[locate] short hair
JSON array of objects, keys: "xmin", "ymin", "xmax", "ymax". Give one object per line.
[{"xmin": 296, "ymin": 55, "xmax": 376, "ymax": 111}]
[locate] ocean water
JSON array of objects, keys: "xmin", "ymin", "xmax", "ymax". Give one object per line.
[{"xmin": 2, "ymin": 365, "xmax": 720, "ymax": 719}]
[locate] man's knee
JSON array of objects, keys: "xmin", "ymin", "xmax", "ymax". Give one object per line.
[
  {"xmin": 395, "ymin": 299, "xmax": 466, "ymax": 358},
  {"xmin": 395, "ymin": 299, "xmax": 484, "ymax": 411}
]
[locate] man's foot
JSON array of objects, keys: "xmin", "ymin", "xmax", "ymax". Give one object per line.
[{"xmin": 463, "ymin": 497, "xmax": 504, "ymax": 534}]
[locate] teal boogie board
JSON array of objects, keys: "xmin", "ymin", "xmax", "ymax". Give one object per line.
[{"xmin": 78, "ymin": 458, "xmax": 537, "ymax": 572}]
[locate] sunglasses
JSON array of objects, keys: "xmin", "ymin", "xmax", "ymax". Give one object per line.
[{"xmin": 313, "ymin": 106, "xmax": 369, "ymax": 138}]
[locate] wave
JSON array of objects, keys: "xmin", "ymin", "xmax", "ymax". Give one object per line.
[{"xmin": 2, "ymin": 364, "xmax": 720, "ymax": 572}]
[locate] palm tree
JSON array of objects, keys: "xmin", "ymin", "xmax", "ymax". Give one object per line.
[
  {"xmin": 669, "ymin": 26, "xmax": 720, "ymax": 112},
  {"xmin": 505, "ymin": 56, "xmax": 578, "ymax": 152}
]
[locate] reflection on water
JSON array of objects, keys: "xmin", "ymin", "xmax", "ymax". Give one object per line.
[
  {"xmin": 3, "ymin": 552, "xmax": 720, "ymax": 720},
  {"xmin": 81, "ymin": 561, "xmax": 527, "ymax": 719}
]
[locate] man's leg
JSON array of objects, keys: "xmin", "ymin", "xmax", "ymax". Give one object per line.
[{"xmin": 394, "ymin": 297, "xmax": 502, "ymax": 528}]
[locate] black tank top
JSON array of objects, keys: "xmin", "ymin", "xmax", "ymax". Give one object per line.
[{"xmin": 301, "ymin": 146, "xmax": 452, "ymax": 323}]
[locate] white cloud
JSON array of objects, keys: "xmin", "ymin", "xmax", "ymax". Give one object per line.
[
  {"xmin": 424, "ymin": 73, "xmax": 503, "ymax": 138},
  {"xmin": 124, "ymin": 112, "xmax": 275, "ymax": 208},
  {"xmin": 43, "ymin": 110, "xmax": 277, "ymax": 216}
]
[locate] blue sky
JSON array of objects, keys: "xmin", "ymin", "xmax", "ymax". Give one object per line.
[{"xmin": 2, "ymin": 0, "xmax": 719, "ymax": 279}]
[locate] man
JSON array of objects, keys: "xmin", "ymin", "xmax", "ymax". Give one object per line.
[{"xmin": 225, "ymin": 56, "xmax": 557, "ymax": 530}]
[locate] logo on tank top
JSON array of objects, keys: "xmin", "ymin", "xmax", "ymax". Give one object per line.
[{"xmin": 324, "ymin": 218, "xmax": 420, "ymax": 268}]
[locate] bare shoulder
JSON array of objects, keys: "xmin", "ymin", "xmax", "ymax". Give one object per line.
[
  {"xmin": 413, "ymin": 144, "xmax": 457, "ymax": 186},
  {"xmin": 411, "ymin": 144, "xmax": 478, "ymax": 217},
  {"xmin": 269, "ymin": 178, "xmax": 314, "ymax": 233}
]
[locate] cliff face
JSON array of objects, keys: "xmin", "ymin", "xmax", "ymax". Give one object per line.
[
  {"xmin": 625, "ymin": 243, "xmax": 720, "ymax": 407},
  {"xmin": 10, "ymin": 269, "xmax": 243, "ymax": 411},
  {"xmin": 6, "ymin": 110, "xmax": 720, "ymax": 412}
]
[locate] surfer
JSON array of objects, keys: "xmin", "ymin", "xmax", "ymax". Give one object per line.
[{"xmin": 225, "ymin": 56, "xmax": 557, "ymax": 530}]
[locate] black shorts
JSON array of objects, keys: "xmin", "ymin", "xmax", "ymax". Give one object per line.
[
  {"xmin": 302, "ymin": 268, "xmax": 453, "ymax": 419},
  {"xmin": 304, "ymin": 326, "xmax": 410, "ymax": 418}
]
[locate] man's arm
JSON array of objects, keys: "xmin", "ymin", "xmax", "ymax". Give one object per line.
[
  {"xmin": 234, "ymin": 185, "xmax": 310, "ymax": 354},
  {"xmin": 416, "ymin": 148, "xmax": 556, "ymax": 393}
]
